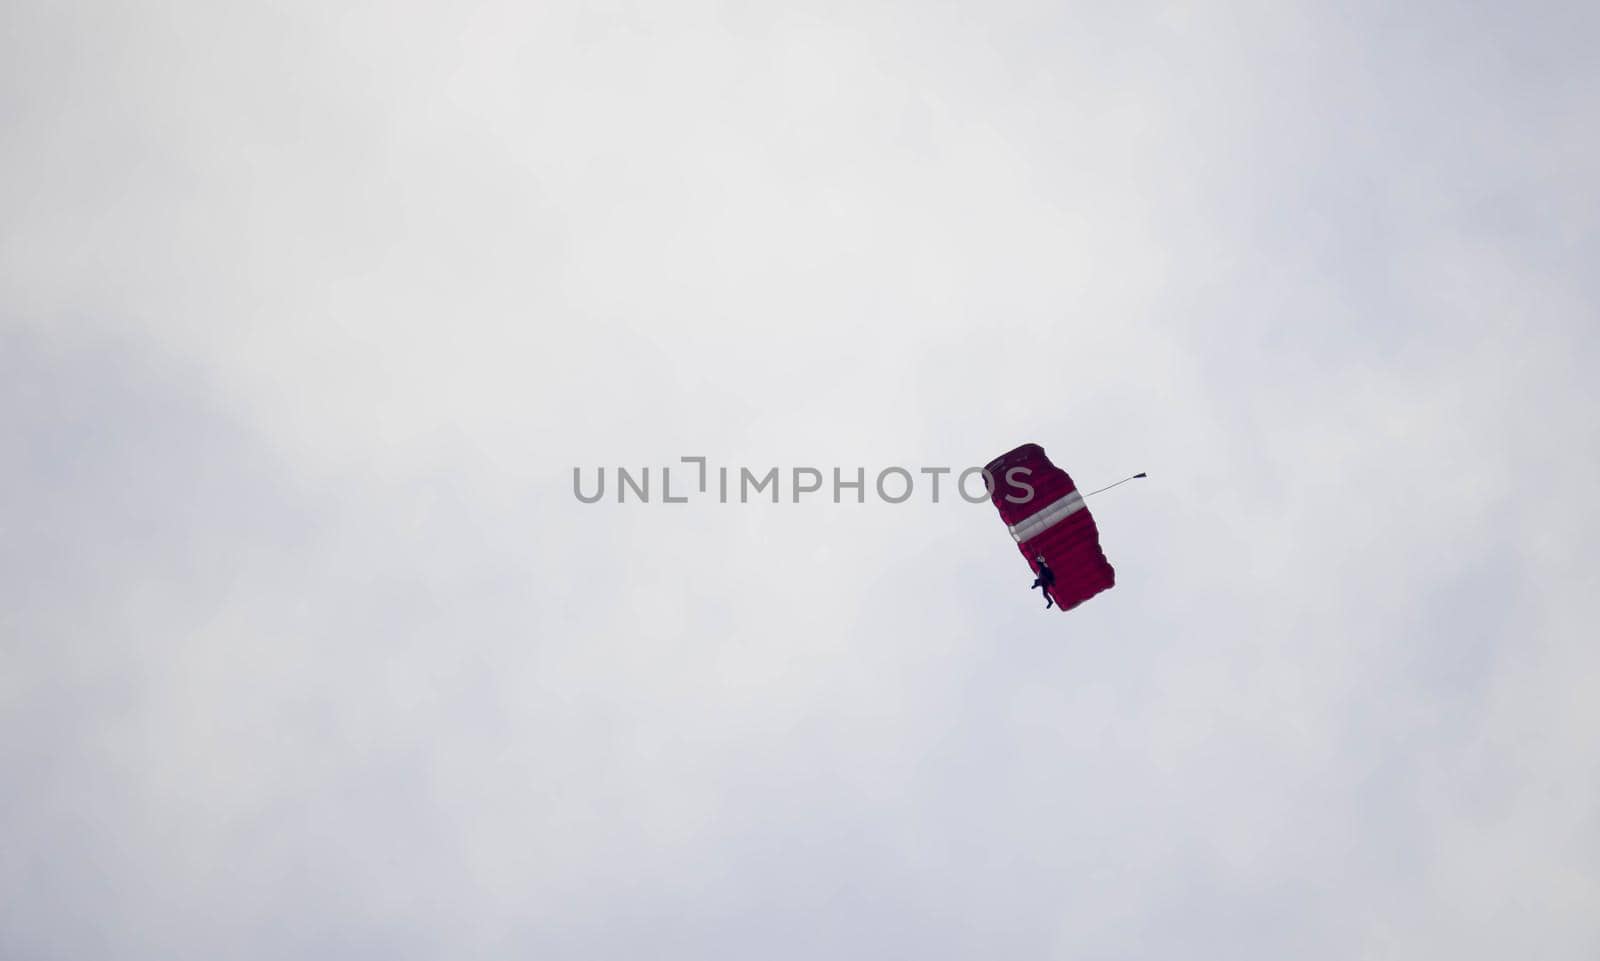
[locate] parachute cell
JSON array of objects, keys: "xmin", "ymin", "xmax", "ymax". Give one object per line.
[{"xmin": 985, "ymin": 443, "xmax": 1116, "ymax": 612}]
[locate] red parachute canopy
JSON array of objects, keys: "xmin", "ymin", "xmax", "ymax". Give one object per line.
[{"xmin": 985, "ymin": 443, "xmax": 1115, "ymax": 612}]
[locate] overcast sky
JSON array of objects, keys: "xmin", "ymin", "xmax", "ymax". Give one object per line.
[{"xmin": 4, "ymin": 1, "xmax": 1599, "ymax": 958}]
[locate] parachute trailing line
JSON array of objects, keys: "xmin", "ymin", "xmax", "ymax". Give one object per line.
[{"xmin": 1082, "ymin": 472, "xmax": 1148, "ymax": 499}]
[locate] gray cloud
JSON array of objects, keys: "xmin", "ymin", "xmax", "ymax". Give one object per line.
[{"xmin": 3, "ymin": 1, "xmax": 1598, "ymax": 958}]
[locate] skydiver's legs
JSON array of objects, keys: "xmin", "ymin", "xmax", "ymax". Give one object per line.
[{"xmin": 1031, "ymin": 578, "xmax": 1055, "ymax": 608}]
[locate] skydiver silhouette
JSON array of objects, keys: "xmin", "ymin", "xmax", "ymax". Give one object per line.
[{"xmin": 1031, "ymin": 555, "xmax": 1056, "ymax": 609}]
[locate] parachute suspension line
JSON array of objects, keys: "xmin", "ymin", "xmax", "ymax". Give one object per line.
[{"xmin": 1082, "ymin": 472, "xmax": 1147, "ymax": 499}]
